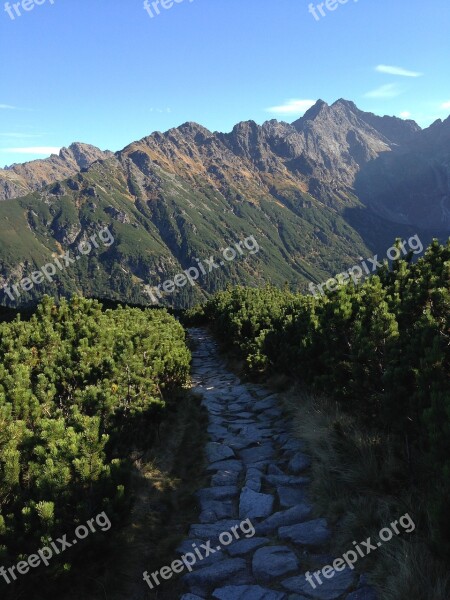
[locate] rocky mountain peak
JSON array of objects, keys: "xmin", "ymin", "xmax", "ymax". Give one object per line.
[
  {"xmin": 1, "ymin": 99, "xmax": 449, "ymax": 231},
  {"xmin": 65, "ymin": 142, "xmax": 110, "ymax": 169},
  {"xmin": 175, "ymin": 121, "xmax": 213, "ymax": 141},
  {"xmin": 0, "ymin": 142, "xmax": 110, "ymax": 200},
  {"xmin": 293, "ymin": 99, "xmax": 328, "ymax": 127}
]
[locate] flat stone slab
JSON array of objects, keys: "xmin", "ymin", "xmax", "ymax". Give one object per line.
[
  {"xmin": 230, "ymin": 425, "xmax": 272, "ymax": 443},
  {"xmin": 213, "ymin": 585, "xmax": 287, "ymax": 599},
  {"xmin": 245, "ymin": 479, "xmax": 261, "ymax": 492},
  {"xmin": 277, "ymin": 486, "xmax": 308, "ymax": 508},
  {"xmin": 247, "ymin": 385, "xmax": 272, "ymax": 397},
  {"xmin": 229, "ymin": 402, "xmax": 250, "ymax": 412},
  {"xmin": 227, "ymin": 537, "xmax": 269, "ymax": 557},
  {"xmin": 268, "ymin": 464, "xmax": 285, "ymax": 476},
  {"xmin": 189, "ymin": 520, "xmax": 247, "ymax": 542},
  {"xmin": 237, "ymin": 391, "xmax": 255, "ymax": 400},
  {"xmin": 247, "ymin": 460, "xmax": 273, "ymax": 470},
  {"xmin": 211, "ymin": 470, "xmax": 240, "ymax": 486},
  {"xmin": 228, "ymin": 424, "xmax": 248, "ymax": 434},
  {"xmin": 281, "ymin": 439, "xmax": 306, "ymax": 454},
  {"xmin": 208, "ymin": 424, "xmax": 229, "ymax": 438},
  {"xmin": 256, "ymin": 504, "xmax": 313, "ymax": 535},
  {"xmin": 253, "ymin": 396, "xmax": 278, "ymax": 411},
  {"xmin": 199, "ymin": 500, "xmax": 235, "ymax": 523},
  {"xmin": 282, "ymin": 568, "xmax": 356, "ymax": 599},
  {"xmin": 278, "ymin": 519, "xmax": 330, "ymax": 546},
  {"xmin": 240, "ymin": 444, "xmax": 275, "ymax": 464},
  {"xmin": 245, "ymin": 468, "xmax": 263, "ymax": 492},
  {"xmin": 206, "ymin": 405, "xmax": 226, "ymax": 416},
  {"xmin": 230, "ymin": 419, "xmax": 255, "ymax": 425},
  {"xmin": 288, "ymin": 453, "xmax": 311, "ymax": 474},
  {"xmin": 223, "ymin": 436, "xmax": 255, "ymax": 451},
  {"xmin": 206, "ymin": 460, "xmax": 243, "ymax": 473},
  {"xmin": 239, "ymin": 487, "xmax": 274, "ymax": 519},
  {"xmin": 197, "ymin": 487, "xmax": 238, "ymax": 502},
  {"xmin": 266, "ymin": 474, "xmax": 310, "ymax": 487},
  {"xmin": 252, "ymin": 546, "xmax": 299, "ymax": 583},
  {"xmin": 206, "ymin": 442, "xmax": 235, "ymax": 463},
  {"xmin": 183, "ymin": 558, "xmax": 252, "ymax": 597},
  {"xmin": 265, "ymin": 408, "xmax": 283, "ymax": 418},
  {"xmin": 230, "ymin": 385, "xmax": 249, "ymax": 396},
  {"xmin": 254, "ymin": 415, "xmax": 278, "ymax": 427}
]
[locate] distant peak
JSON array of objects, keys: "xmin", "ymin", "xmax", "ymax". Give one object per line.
[
  {"xmin": 332, "ymin": 98, "xmax": 358, "ymax": 111},
  {"xmin": 300, "ymin": 99, "xmax": 328, "ymax": 120},
  {"xmin": 177, "ymin": 122, "xmax": 212, "ymax": 136},
  {"xmin": 60, "ymin": 142, "xmax": 109, "ymax": 169},
  {"xmin": 291, "ymin": 99, "xmax": 328, "ymax": 129},
  {"xmin": 68, "ymin": 141, "xmax": 94, "ymax": 151},
  {"xmin": 231, "ymin": 120, "xmax": 260, "ymax": 133}
]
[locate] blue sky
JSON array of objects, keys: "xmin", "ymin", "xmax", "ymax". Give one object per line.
[{"xmin": 1, "ymin": 0, "xmax": 449, "ymax": 166}]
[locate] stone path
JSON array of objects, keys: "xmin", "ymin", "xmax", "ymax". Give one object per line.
[{"xmin": 179, "ymin": 328, "xmax": 376, "ymax": 600}]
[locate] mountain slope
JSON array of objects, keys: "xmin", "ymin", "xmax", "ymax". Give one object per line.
[
  {"xmin": 355, "ymin": 116, "xmax": 450, "ymax": 229},
  {"xmin": 0, "ymin": 150, "xmax": 373, "ymax": 307},
  {"xmin": 0, "ymin": 99, "xmax": 447, "ymax": 308}
]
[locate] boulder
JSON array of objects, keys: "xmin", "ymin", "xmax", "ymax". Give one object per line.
[
  {"xmin": 278, "ymin": 519, "xmax": 330, "ymax": 546},
  {"xmin": 206, "ymin": 442, "xmax": 235, "ymax": 463},
  {"xmin": 183, "ymin": 558, "xmax": 252, "ymax": 597},
  {"xmin": 239, "ymin": 487, "xmax": 274, "ymax": 519},
  {"xmin": 252, "ymin": 546, "xmax": 299, "ymax": 582}
]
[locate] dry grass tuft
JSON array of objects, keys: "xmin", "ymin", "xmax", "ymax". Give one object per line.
[{"xmin": 281, "ymin": 384, "xmax": 450, "ymax": 600}]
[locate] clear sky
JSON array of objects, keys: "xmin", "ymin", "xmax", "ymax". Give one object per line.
[{"xmin": 1, "ymin": 0, "xmax": 449, "ymax": 166}]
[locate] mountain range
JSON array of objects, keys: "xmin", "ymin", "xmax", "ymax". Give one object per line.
[{"xmin": 1, "ymin": 98, "xmax": 449, "ymax": 307}]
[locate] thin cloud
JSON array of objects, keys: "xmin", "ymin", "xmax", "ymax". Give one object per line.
[
  {"xmin": 266, "ymin": 99, "xmax": 316, "ymax": 115},
  {"xmin": 149, "ymin": 107, "xmax": 172, "ymax": 113},
  {"xmin": 399, "ymin": 111, "xmax": 412, "ymax": 118},
  {"xmin": 441, "ymin": 101, "xmax": 450, "ymax": 110},
  {"xmin": 0, "ymin": 133, "xmax": 43, "ymax": 139},
  {"xmin": 376, "ymin": 65, "xmax": 423, "ymax": 77},
  {"xmin": 364, "ymin": 84, "xmax": 403, "ymax": 99},
  {"xmin": 1, "ymin": 146, "xmax": 61, "ymax": 155},
  {"xmin": 0, "ymin": 104, "xmax": 33, "ymax": 112}
]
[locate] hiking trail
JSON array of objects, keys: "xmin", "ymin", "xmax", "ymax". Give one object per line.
[{"xmin": 177, "ymin": 328, "xmax": 376, "ymax": 600}]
